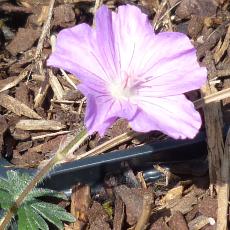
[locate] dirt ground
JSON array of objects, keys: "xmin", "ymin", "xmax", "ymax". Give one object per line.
[{"xmin": 0, "ymin": 0, "xmax": 230, "ymax": 229}]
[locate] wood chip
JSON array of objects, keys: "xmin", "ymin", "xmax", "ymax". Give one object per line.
[
  {"xmin": 170, "ymin": 193, "xmax": 197, "ymax": 215},
  {"xmin": 0, "ymin": 93, "xmax": 42, "ymax": 119},
  {"xmin": 160, "ymin": 186, "xmax": 183, "ymax": 206},
  {"xmin": 34, "ymin": 73, "xmax": 50, "ymax": 108},
  {"xmin": 0, "ymin": 66, "xmax": 30, "ymax": 92},
  {"xmin": 49, "ymin": 69, "xmax": 65, "ymax": 100},
  {"xmin": 15, "ymin": 119, "xmax": 66, "ymax": 131},
  {"xmin": 49, "ymin": 69, "xmax": 69, "ymax": 110},
  {"xmin": 88, "ymin": 202, "xmax": 111, "ymax": 230},
  {"xmin": 168, "ymin": 211, "xmax": 188, "ymax": 230},
  {"xmin": 115, "ymin": 185, "xmax": 144, "ymax": 225},
  {"xmin": 70, "ymin": 184, "xmax": 91, "ymax": 229},
  {"xmin": 188, "ymin": 215, "xmax": 211, "ymax": 230},
  {"xmin": 213, "ymin": 25, "xmax": 230, "ymax": 64},
  {"xmin": 135, "ymin": 191, "xmax": 154, "ymax": 230},
  {"xmin": 113, "ymin": 196, "xmax": 125, "ymax": 230}
]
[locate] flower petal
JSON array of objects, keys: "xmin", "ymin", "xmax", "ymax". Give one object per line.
[
  {"xmin": 95, "ymin": 5, "xmax": 118, "ymax": 80},
  {"xmin": 82, "ymin": 88, "xmax": 138, "ymax": 136},
  {"xmin": 84, "ymin": 94, "xmax": 117, "ymax": 136},
  {"xmin": 139, "ymin": 32, "xmax": 197, "ymax": 73},
  {"xmin": 134, "ymin": 32, "xmax": 207, "ymax": 96},
  {"xmin": 47, "ymin": 23, "xmax": 110, "ymax": 87},
  {"xmin": 112, "ymin": 5, "xmax": 155, "ymax": 74},
  {"xmin": 129, "ymin": 95, "xmax": 201, "ymax": 139},
  {"xmin": 137, "ymin": 52, "xmax": 207, "ymax": 97}
]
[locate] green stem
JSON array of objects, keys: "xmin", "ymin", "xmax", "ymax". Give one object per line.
[{"xmin": 0, "ymin": 129, "xmax": 88, "ymax": 229}]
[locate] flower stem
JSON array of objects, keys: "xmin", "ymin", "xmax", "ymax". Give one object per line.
[{"xmin": 0, "ymin": 129, "xmax": 88, "ymax": 229}]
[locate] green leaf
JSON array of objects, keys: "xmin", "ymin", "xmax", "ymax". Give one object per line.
[
  {"xmin": 18, "ymin": 205, "xmax": 49, "ymax": 230},
  {"xmin": 32, "ymin": 201, "xmax": 75, "ymax": 229},
  {"xmin": 27, "ymin": 188, "xmax": 67, "ymax": 201},
  {"xmin": 0, "ymin": 189, "xmax": 13, "ymax": 209},
  {"xmin": 18, "ymin": 206, "xmax": 38, "ymax": 230},
  {"xmin": 17, "ymin": 206, "xmax": 30, "ymax": 230},
  {"xmin": 0, "ymin": 171, "xmax": 33, "ymax": 200},
  {"xmin": 0, "ymin": 170, "xmax": 75, "ymax": 229},
  {"xmin": 0, "ymin": 177, "xmax": 11, "ymax": 193}
]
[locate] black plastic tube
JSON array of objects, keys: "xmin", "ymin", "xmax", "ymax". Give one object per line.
[{"xmin": 0, "ymin": 131, "xmax": 207, "ymax": 191}]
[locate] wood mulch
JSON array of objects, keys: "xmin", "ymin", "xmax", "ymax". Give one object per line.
[{"xmin": 1, "ymin": 0, "xmax": 230, "ymax": 229}]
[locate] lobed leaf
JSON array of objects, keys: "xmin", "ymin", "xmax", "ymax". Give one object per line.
[
  {"xmin": 18, "ymin": 205, "xmax": 49, "ymax": 230},
  {"xmin": 0, "ymin": 190, "xmax": 13, "ymax": 209},
  {"xmin": 27, "ymin": 188, "xmax": 67, "ymax": 201},
  {"xmin": 31, "ymin": 201, "xmax": 75, "ymax": 229},
  {"xmin": 0, "ymin": 170, "xmax": 75, "ymax": 229}
]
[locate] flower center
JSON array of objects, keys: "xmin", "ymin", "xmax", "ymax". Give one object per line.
[{"xmin": 110, "ymin": 83, "xmax": 134, "ymax": 100}]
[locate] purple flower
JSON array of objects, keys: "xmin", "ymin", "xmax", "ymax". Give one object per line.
[{"xmin": 47, "ymin": 4, "xmax": 207, "ymax": 139}]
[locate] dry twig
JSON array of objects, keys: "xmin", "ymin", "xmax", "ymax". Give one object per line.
[
  {"xmin": 216, "ymin": 129, "xmax": 230, "ymax": 230},
  {"xmin": 201, "ymin": 51, "xmax": 227, "ymax": 229},
  {"xmin": 201, "ymin": 51, "xmax": 224, "ymax": 188},
  {"xmin": 34, "ymin": 0, "xmax": 55, "ymax": 59}
]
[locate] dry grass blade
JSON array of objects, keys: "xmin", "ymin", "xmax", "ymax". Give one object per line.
[
  {"xmin": 51, "ymin": 99, "xmax": 82, "ymax": 104},
  {"xmin": 15, "ymin": 119, "xmax": 66, "ymax": 131},
  {"xmin": 70, "ymin": 131, "xmax": 138, "ymax": 161},
  {"xmin": 153, "ymin": 0, "xmax": 167, "ymax": 29},
  {"xmin": 32, "ymin": 130, "xmax": 72, "ymax": 140},
  {"xmin": 60, "ymin": 69, "xmax": 78, "ymax": 90},
  {"xmin": 0, "ymin": 94, "xmax": 42, "ymax": 119},
  {"xmin": 154, "ymin": 0, "xmax": 182, "ymax": 30},
  {"xmin": 194, "ymin": 87, "xmax": 230, "ymax": 109},
  {"xmin": 0, "ymin": 65, "xmax": 30, "ymax": 92}
]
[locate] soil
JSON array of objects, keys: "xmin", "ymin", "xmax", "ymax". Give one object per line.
[{"xmin": 0, "ymin": 0, "xmax": 230, "ymax": 229}]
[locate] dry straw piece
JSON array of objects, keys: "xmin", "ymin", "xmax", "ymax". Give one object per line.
[{"xmin": 15, "ymin": 119, "xmax": 66, "ymax": 131}]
